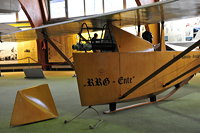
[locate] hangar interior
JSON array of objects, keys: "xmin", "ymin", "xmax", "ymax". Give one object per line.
[{"xmin": 0, "ymin": 0, "xmax": 200, "ymax": 133}]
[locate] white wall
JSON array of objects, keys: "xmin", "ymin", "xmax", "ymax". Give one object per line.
[{"xmin": 0, "ymin": 0, "xmax": 20, "ymax": 13}]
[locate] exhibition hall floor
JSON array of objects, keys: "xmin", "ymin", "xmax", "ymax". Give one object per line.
[{"xmin": 0, "ymin": 71, "xmax": 200, "ymax": 133}]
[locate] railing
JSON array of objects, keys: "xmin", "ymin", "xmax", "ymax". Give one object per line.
[
  {"xmin": 0, "ymin": 56, "xmax": 72, "ymax": 72},
  {"xmin": 17, "ymin": 57, "xmax": 38, "ymax": 64}
]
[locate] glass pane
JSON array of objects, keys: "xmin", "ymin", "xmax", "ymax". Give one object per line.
[
  {"xmin": 68, "ymin": 0, "xmax": 84, "ymax": 17},
  {"xmin": 0, "ymin": 13, "xmax": 16, "ymax": 23},
  {"xmin": 18, "ymin": 9, "xmax": 28, "ymax": 21},
  {"xmin": 126, "ymin": 0, "xmax": 137, "ymax": 8},
  {"xmin": 104, "ymin": 0, "xmax": 123, "ymax": 13},
  {"xmin": 85, "ymin": 0, "xmax": 103, "ymax": 15},
  {"xmin": 50, "ymin": 0, "xmax": 66, "ymax": 19}
]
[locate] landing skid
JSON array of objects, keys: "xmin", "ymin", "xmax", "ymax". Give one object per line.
[
  {"xmin": 104, "ymin": 76, "xmax": 193, "ymax": 114},
  {"xmin": 104, "ymin": 86, "xmax": 181, "ymax": 114}
]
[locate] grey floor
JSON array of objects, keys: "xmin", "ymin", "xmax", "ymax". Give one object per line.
[{"xmin": 0, "ymin": 71, "xmax": 200, "ymax": 133}]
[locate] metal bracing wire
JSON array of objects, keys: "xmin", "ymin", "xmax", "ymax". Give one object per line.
[{"xmin": 64, "ymin": 106, "xmax": 103, "ymax": 129}]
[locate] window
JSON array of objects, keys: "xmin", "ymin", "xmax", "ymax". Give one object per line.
[
  {"xmin": 126, "ymin": 0, "xmax": 137, "ymax": 8},
  {"xmin": 49, "ymin": 0, "xmax": 66, "ymax": 19},
  {"xmin": 85, "ymin": 0, "xmax": 103, "ymax": 15},
  {"xmin": 17, "ymin": 9, "xmax": 28, "ymax": 21},
  {"xmin": 0, "ymin": 13, "xmax": 16, "ymax": 23},
  {"xmin": 104, "ymin": 0, "xmax": 123, "ymax": 13},
  {"xmin": 68, "ymin": 0, "xmax": 84, "ymax": 17}
]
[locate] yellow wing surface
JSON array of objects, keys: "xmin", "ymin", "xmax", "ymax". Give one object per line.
[{"xmin": 1, "ymin": 0, "xmax": 200, "ymax": 42}]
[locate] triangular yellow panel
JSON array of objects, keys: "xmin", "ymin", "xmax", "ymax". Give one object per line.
[
  {"xmin": 10, "ymin": 84, "xmax": 58, "ymax": 126},
  {"xmin": 110, "ymin": 25, "xmax": 153, "ymax": 52}
]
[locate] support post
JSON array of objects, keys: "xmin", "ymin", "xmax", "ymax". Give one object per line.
[
  {"xmin": 160, "ymin": 21, "xmax": 166, "ymax": 51},
  {"xmin": 102, "ymin": 0, "xmax": 105, "ymax": 13},
  {"xmin": 137, "ymin": 25, "xmax": 141, "ymax": 37},
  {"xmin": 65, "ymin": 0, "xmax": 69, "ymax": 19},
  {"xmin": 109, "ymin": 102, "xmax": 117, "ymax": 111},
  {"xmin": 123, "ymin": 0, "xmax": 126, "ymax": 9},
  {"xmin": 83, "ymin": 0, "xmax": 86, "ymax": 16},
  {"xmin": 37, "ymin": 39, "xmax": 49, "ymax": 70},
  {"xmin": 150, "ymin": 95, "xmax": 156, "ymax": 102}
]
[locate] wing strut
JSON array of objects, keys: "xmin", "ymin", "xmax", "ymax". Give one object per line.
[{"xmin": 119, "ymin": 39, "xmax": 200, "ymax": 99}]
